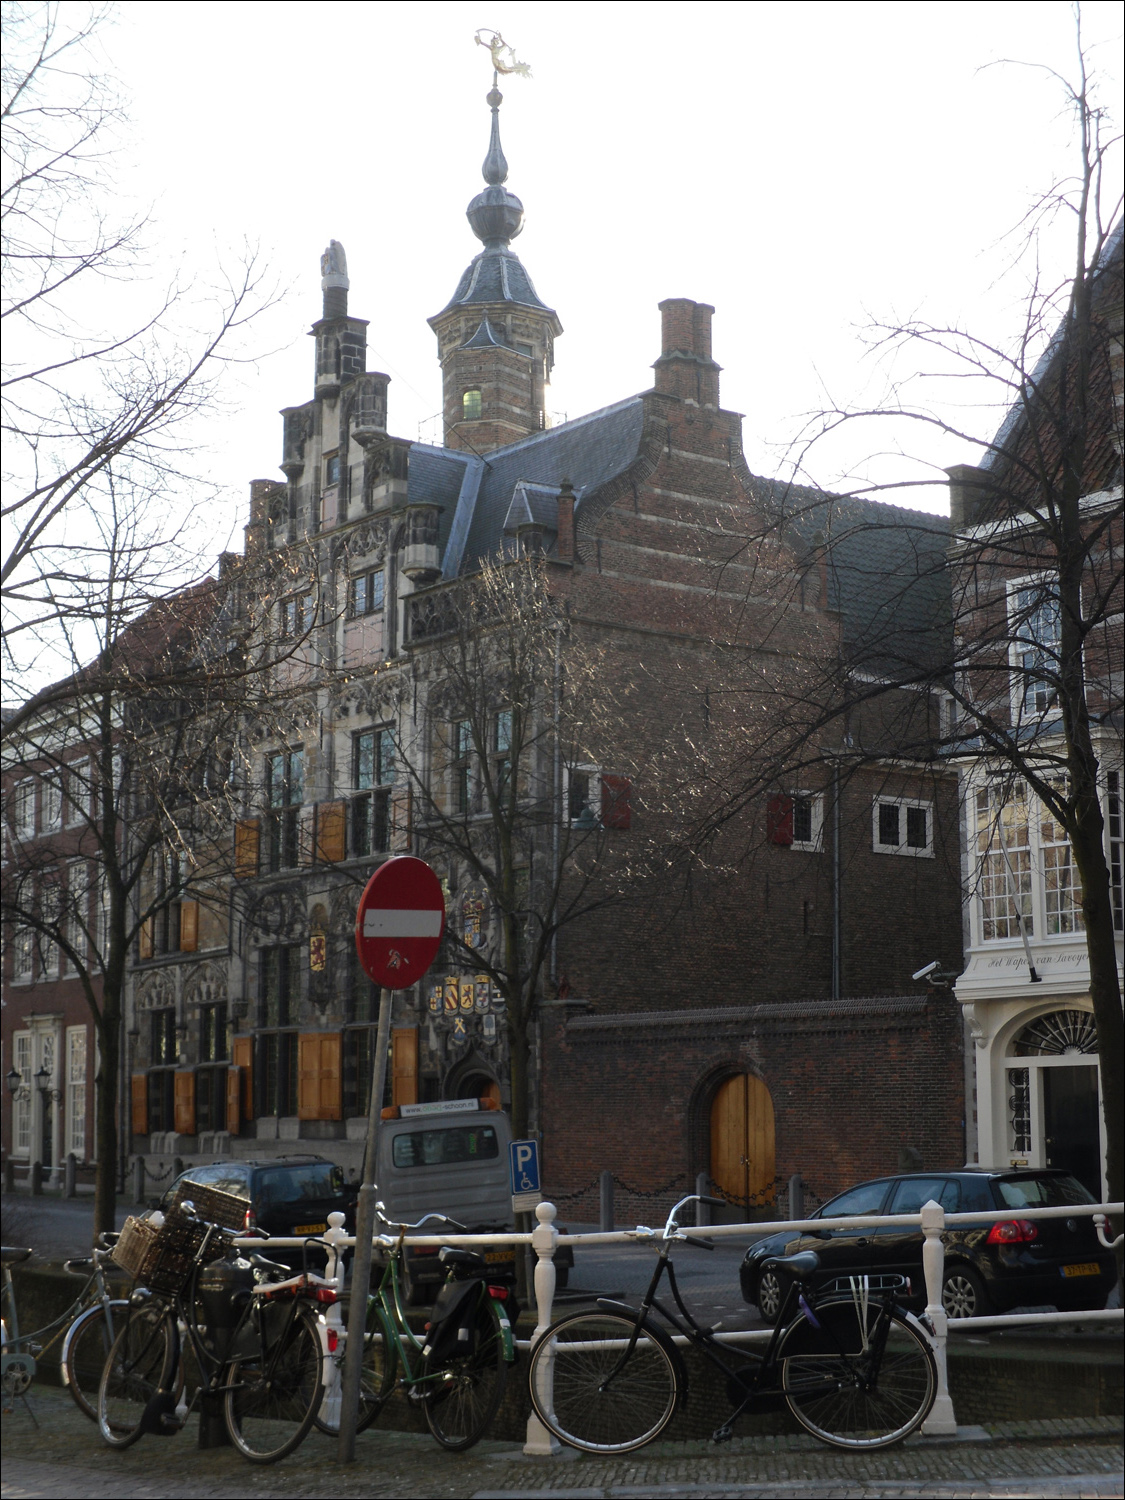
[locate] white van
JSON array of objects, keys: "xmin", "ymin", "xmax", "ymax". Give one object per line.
[{"xmin": 374, "ymin": 1097, "xmax": 572, "ymax": 1301}]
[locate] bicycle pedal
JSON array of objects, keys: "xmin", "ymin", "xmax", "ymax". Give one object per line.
[
  {"xmin": 27, "ymin": 1343, "xmax": 42, "ymax": 1356},
  {"xmin": 711, "ymin": 1424, "xmax": 734, "ymax": 1445}
]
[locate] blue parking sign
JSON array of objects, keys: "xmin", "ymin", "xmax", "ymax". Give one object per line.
[{"xmin": 509, "ymin": 1138, "xmax": 540, "ymax": 1196}]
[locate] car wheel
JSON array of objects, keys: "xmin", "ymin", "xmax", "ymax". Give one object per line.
[
  {"xmin": 757, "ymin": 1266, "xmax": 789, "ymax": 1325},
  {"xmin": 941, "ymin": 1265, "xmax": 990, "ymax": 1319}
]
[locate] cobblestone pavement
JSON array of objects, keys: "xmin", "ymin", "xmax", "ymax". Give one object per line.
[{"xmin": 0, "ymin": 1389, "xmax": 1121, "ymax": 1500}]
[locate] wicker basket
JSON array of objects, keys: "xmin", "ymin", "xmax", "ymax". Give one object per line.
[
  {"xmin": 111, "ymin": 1198, "xmax": 241, "ymax": 1296},
  {"xmin": 169, "ymin": 1180, "xmax": 247, "ymax": 1233},
  {"xmin": 112, "ymin": 1215, "xmax": 161, "ymax": 1281}
]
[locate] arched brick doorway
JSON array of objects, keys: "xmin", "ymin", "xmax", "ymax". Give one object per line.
[{"xmin": 710, "ymin": 1073, "xmax": 775, "ymax": 1217}]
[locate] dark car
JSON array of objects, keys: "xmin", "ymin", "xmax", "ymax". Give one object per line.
[
  {"xmin": 739, "ymin": 1168, "xmax": 1115, "ymax": 1322},
  {"xmin": 160, "ymin": 1156, "xmax": 357, "ymax": 1264}
]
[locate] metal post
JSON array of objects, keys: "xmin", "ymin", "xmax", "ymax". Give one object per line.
[
  {"xmin": 599, "ymin": 1169, "xmax": 614, "ymax": 1232},
  {"xmin": 65, "ymin": 1152, "xmax": 77, "ymax": 1199},
  {"xmin": 523, "ymin": 1200, "xmax": 560, "ymax": 1456},
  {"xmin": 133, "ymin": 1156, "xmax": 145, "ymax": 1204},
  {"xmin": 31, "ymin": 1160, "xmax": 43, "ymax": 1195},
  {"xmin": 695, "ymin": 1170, "xmax": 710, "ymax": 1227},
  {"xmin": 338, "ymin": 987, "xmax": 393, "ymax": 1463},
  {"xmin": 788, "ymin": 1173, "xmax": 804, "ymax": 1222},
  {"xmin": 919, "ymin": 1199, "xmax": 957, "ymax": 1434}
]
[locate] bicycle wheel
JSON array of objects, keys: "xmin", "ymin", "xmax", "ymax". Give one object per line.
[
  {"xmin": 780, "ymin": 1300, "xmax": 936, "ymax": 1449},
  {"xmin": 223, "ymin": 1304, "xmax": 323, "ymax": 1464},
  {"xmin": 97, "ymin": 1303, "xmax": 176, "ymax": 1449},
  {"xmin": 420, "ymin": 1299, "xmax": 507, "ymax": 1452},
  {"xmin": 527, "ymin": 1312, "xmax": 680, "ymax": 1454},
  {"xmin": 313, "ymin": 1303, "xmax": 396, "ymax": 1436},
  {"xmin": 63, "ymin": 1300, "xmax": 129, "ymax": 1421}
]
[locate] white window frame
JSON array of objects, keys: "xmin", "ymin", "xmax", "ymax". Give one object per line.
[
  {"xmin": 13, "ymin": 925, "xmax": 34, "ymax": 983},
  {"xmin": 1007, "ymin": 575, "xmax": 1062, "ymax": 721},
  {"xmin": 872, "ymin": 796, "xmax": 934, "ymax": 858},
  {"xmin": 12, "ymin": 779, "xmax": 36, "ymax": 841},
  {"xmin": 788, "ymin": 790, "xmax": 824, "ymax": 852},
  {"xmin": 65, "ymin": 758, "xmax": 92, "ymax": 826},
  {"xmin": 42, "ymin": 773, "xmax": 63, "ymax": 832},
  {"xmin": 13, "ymin": 1032, "xmax": 32, "ymax": 1154},
  {"xmin": 66, "ymin": 1025, "xmax": 87, "ymax": 1158},
  {"xmin": 565, "ymin": 763, "xmax": 601, "ymax": 828}
]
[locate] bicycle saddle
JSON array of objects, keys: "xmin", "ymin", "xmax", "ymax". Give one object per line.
[
  {"xmin": 763, "ymin": 1250, "xmax": 820, "ymax": 1277},
  {"xmin": 437, "ymin": 1246, "xmax": 487, "ymax": 1273},
  {"xmin": 1, "ymin": 1247, "xmax": 33, "ymax": 1266},
  {"xmin": 247, "ymin": 1251, "xmax": 291, "ymax": 1278},
  {"xmin": 64, "ymin": 1257, "xmax": 94, "ymax": 1273}
]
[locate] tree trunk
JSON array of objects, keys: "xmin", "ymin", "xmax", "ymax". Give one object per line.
[{"xmin": 94, "ymin": 1005, "xmax": 120, "ymax": 1240}]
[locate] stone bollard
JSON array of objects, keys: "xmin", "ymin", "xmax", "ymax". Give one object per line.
[
  {"xmin": 173, "ymin": 1156, "xmax": 184, "ymax": 1180},
  {"xmin": 696, "ymin": 1170, "xmax": 711, "ymax": 1227},
  {"xmin": 64, "ymin": 1152, "xmax": 77, "ymax": 1198},
  {"xmin": 788, "ymin": 1173, "xmax": 804, "ymax": 1221},
  {"xmin": 523, "ymin": 1201, "xmax": 560, "ymax": 1457},
  {"xmin": 919, "ymin": 1198, "xmax": 957, "ymax": 1435},
  {"xmin": 133, "ymin": 1156, "xmax": 146, "ymax": 1204},
  {"xmin": 3, "ymin": 1155, "xmax": 14, "ymax": 1193},
  {"xmin": 599, "ymin": 1169, "xmax": 614, "ymax": 1232},
  {"xmin": 31, "ymin": 1160, "xmax": 44, "ymax": 1195}
]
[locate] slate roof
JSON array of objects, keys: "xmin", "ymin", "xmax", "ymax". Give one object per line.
[
  {"xmin": 755, "ymin": 478, "xmax": 952, "ymax": 679},
  {"xmin": 437, "ymin": 245, "xmax": 555, "ymax": 317}
]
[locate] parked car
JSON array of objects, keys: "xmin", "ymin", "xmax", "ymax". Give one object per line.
[
  {"xmin": 739, "ymin": 1168, "xmax": 1114, "ymax": 1321},
  {"xmin": 159, "ymin": 1155, "xmax": 357, "ymax": 1265}
]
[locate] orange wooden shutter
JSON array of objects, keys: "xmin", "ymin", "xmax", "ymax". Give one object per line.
[
  {"xmin": 173, "ymin": 1071, "xmax": 196, "ymax": 1134},
  {"xmin": 179, "ymin": 900, "xmax": 199, "ymax": 952},
  {"xmin": 391, "ymin": 785, "xmax": 412, "ymax": 851},
  {"xmin": 297, "ymin": 1033, "xmax": 342, "ymax": 1120},
  {"xmin": 319, "ymin": 1033, "xmax": 342, "ymax": 1121},
  {"xmin": 234, "ymin": 819, "xmax": 260, "ymax": 878},
  {"xmin": 139, "ymin": 918, "xmax": 154, "ymax": 960},
  {"xmin": 316, "ymin": 801, "xmax": 346, "ymax": 863},
  {"xmin": 226, "ymin": 1067, "xmax": 242, "ymax": 1135},
  {"xmin": 391, "ymin": 1027, "xmax": 419, "ymax": 1108},
  {"xmin": 297, "ymin": 1033, "xmax": 319, "ymax": 1119},
  {"xmin": 232, "ymin": 1037, "xmax": 253, "ymax": 1119},
  {"xmin": 131, "ymin": 1074, "xmax": 148, "ymax": 1136}
]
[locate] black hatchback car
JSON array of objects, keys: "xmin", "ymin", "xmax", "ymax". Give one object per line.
[
  {"xmin": 739, "ymin": 1168, "xmax": 1115, "ymax": 1321},
  {"xmin": 160, "ymin": 1156, "xmax": 357, "ymax": 1264}
]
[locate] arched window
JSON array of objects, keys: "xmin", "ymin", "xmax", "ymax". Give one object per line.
[{"xmin": 462, "ymin": 389, "xmax": 482, "ymax": 422}]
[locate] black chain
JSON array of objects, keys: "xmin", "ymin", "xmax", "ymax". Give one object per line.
[{"xmin": 138, "ymin": 1159, "xmax": 178, "ymax": 1182}]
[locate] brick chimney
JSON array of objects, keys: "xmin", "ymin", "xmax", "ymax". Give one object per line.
[
  {"xmin": 556, "ymin": 478, "xmax": 575, "ymax": 563},
  {"xmin": 653, "ymin": 298, "xmax": 721, "ymax": 406}
]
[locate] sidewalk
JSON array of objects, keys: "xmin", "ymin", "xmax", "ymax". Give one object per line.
[{"xmin": 1, "ymin": 1388, "xmax": 1121, "ymax": 1500}]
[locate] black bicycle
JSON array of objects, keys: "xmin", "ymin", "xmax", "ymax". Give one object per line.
[
  {"xmin": 526, "ymin": 1193, "xmax": 937, "ymax": 1453},
  {"xmin": 97, "ymin": 1200, "xmax": 326, "ymax": 1463}
]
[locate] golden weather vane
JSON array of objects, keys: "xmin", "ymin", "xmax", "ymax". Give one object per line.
[{"xmin": 474, "ymin": 28, "xmax": 532, "ymax": 81}]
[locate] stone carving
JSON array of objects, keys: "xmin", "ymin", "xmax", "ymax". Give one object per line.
[{"xmin": 320, "ymin": 240, "xmax": 349, "ymax": 290}]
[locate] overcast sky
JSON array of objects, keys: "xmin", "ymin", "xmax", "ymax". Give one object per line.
[{"xmin": 95, "ymin": 1, "xmax": 1124, "ymax": 544}]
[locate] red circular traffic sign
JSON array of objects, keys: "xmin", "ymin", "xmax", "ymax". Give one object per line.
[{"xmin": 355, "ymin": 856, "xmax": 446, "ymax": 990}]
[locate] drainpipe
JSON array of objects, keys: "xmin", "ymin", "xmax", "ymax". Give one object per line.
[
  {"xmin": 831, "ymin": 762, "xmax": 841, "ymax": 1002},
  {"xmin": 550, "ymin": 619, "xmax": 563, "ymax": 989}
]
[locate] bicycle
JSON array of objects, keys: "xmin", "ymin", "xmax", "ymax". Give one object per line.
[
  {"xmin": 526, "ymin": 1193, "xmax": 938, "ymax": 1453},
  {"xmin": 97, "ymin": 1199, "xmax": 329, "ymax": 1464},
  {"xmin": 1, "ymin": 1232, "xmax": 126, "ymax": 1423},
  {"xmin": 335, "ymin": 1210, "xmax": 518, "ymax": 1451}
]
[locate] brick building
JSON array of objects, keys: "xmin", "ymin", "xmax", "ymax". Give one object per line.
[{"xmin": 5, "ymin": 84, "xmax": 968, "ymax": 1210}]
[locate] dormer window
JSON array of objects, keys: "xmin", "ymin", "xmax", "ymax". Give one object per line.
[
  {"xmin": 462, "ymin": 390, "xmax": 482, "ymax": 422},
  {"xmin": 324, "ymin": 453, "xmax": 340, "ymax": 486}
]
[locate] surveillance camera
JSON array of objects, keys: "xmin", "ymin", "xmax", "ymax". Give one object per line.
[{"xmin": 912, "ymin": 960, "xmax": 940, "ymax": 982}]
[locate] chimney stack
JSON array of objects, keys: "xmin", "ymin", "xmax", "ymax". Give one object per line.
[{"xmin": 653, "ymin": 298, "xmax": 720, "ymax": 406}]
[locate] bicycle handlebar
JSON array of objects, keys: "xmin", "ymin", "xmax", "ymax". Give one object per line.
[{"xmin": 375, "ymin": 1210, "xmax": 468, "ymax": 1234}]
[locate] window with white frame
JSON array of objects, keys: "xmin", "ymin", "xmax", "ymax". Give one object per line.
[
  {"xmin": 872, "ymin": 796, "xmax": 933, "ymax": 857},
  {"xmin": 975, "ymin": 783, "xmax": 1034, "ymax": 939},
  {"xmin": 65, "ymin": 759, "xmax": 92, "ymax": 826},
  {"xmin": 67, "ymin": 1025, "xmax": 87, "ymax": 1157},
  {"xmin": 790, "ymin": 791, "xmax": 824, "ymax": 851},
  {"xmin": 1009, "ymin": 579, "xmax": 1061, "ymax": 718},
  {"xmin": 13, "ymin": 925, "xmax": 34, "ymax": 982},
  {"xmin": 1039, "ymin": 796, "xmax": 1082, "ymax": 935},
  {"xmin": 11, "ymin": 779, "xmax": 35, "ymax": 840},
  {"xmin": 39, "ymin": 880, "xmax": 61, "ymax": 978},
  {"xmin": 566, "ymin": 763, "xmax": 600, "ymax": 827},
  {"xmin": 43, "ymin": 773, "xmax": 63, "ymax": 831},
  {"xmin": 13, "ymin": 1032, "xmax": 31, "ymax": 1153},
  {"xmin": 65, "ymin": 859, "xmax": 88, "ymax": 970}
]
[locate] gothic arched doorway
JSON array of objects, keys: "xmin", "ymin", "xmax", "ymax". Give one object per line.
[{"xmin": 710, "ymin": 1073, "xmax": 775, "ymax": 1216}]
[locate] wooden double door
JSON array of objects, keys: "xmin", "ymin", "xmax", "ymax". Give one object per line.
[{"xmin": 710, "ymin": 1073, "xmax": 776, "ymax": 1214}]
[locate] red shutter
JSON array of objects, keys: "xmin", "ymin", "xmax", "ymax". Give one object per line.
[
  {"xmin": 766, "ymin": 794, "xmax": 794, "ymax": 845},
  {"xmin": 600, "ymin": 774, "xmax": 632, "ymax": 830},
  {"xmin": 131, "ymin": 1074, "xmax": 148, "ymax": 1136}
]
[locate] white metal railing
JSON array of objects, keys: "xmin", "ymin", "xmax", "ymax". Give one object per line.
[{"xmin": 235, "ymin": 1198, "xmax": 1123, "ymax": 1455}]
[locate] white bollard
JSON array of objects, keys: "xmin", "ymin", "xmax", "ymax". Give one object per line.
[
  {"xmin": 319, "ymin": 1210, "xmax": 349, "ymax": 1432},
  {"xmin": 919, "ymin": 1199, "xmax": 957, "ymax": 1435},
  {"xmin": 523, "ymin": 1200, "xmax": 560, "ymax": 1456}
]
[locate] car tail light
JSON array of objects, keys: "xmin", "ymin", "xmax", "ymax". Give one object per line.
[
  {"xmin": 986, "ymin": 1219, "xmax": 1038, "ymax": 1244},
  {"xmin": 487, "ymin": 1285, "xmax": 509, "ymax": 1300},
  {"xmin": 243, "ymin": 1207, "xmax": 257, "ymax": 1233}
]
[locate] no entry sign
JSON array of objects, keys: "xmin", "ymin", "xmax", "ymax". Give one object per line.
[{"xmin": 355, "ymin": 856, "xmax": 445, "ymax": 990}]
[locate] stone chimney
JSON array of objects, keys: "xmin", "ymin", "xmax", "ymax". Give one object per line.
[{"xmin": 653, "ymin": 298, "xmax": 720, "ymax": 406}]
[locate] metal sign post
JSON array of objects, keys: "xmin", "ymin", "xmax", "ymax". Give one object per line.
[{"xmin": 338, "ymin": 857, "xmax": 445, "ymax": 1464}]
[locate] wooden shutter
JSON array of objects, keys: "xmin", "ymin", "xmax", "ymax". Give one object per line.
[
  {"xmin": 173, "ymin": 1071, "xmax": 196, "ymax": 1135},
  {"xmin": 766, "ymin": 794, "xmax": 794, "ymax": 846},
  {"xmin": 297, "ymin": 1032, "xmax": 342, "ymax": 1120},
  {"xmin": 316, "ymin": 800, "xmax": 346, "ymax": 863},
  {"xmin": 226, "ymin": 1067, "xmax": 242, "ymax": 1135},
  {"xmin": 139, "ymin": 918, "xmax": 154, "ymax": 960},
  {"xmin": 234, "ymin": 819, "xmax": 260, "ymax": 878},
  {"xmin": 391, "ymin": 1027, "xmax": 419, "ymax": 1108},
  {"xmin": 390, "ymin": 785, "xmax": 412, "ymax": 851},
  {"xmin": 232, "ymin": 1037, "xmax": 253, "ymax": 1120},
  {"xmin": 131, "ymin": 1074, "xmax": 148, "ymax": 1136},
  {"xmin": 600, "ymin": 774, "xmax": 632, "ymax": 830},
  {"xmin": 179, "ymin": 900, "xmax": 199, "ymax": 952}
]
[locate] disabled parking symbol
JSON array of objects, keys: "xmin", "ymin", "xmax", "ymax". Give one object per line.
[{"xmin": 509, "ymin": 1139, "xmax": 541, "ymax": 1199}]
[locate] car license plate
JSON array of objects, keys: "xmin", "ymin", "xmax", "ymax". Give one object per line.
[
  {"xmin": 485, "ymin": 1250, "xmax": 514, "ymax": 1264},
  {"xmin": 1061, "ymin": 1262, "xmax": 1099, "ymax": 1277},
  {"xmin": 294, "ymin": 1223, "xmax": 326, "ymax": 1235}
]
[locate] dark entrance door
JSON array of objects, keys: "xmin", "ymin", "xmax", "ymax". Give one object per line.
[{"xmin": 1043, "ymin": 1065, "xmax": 1101, "ymax": 1198}]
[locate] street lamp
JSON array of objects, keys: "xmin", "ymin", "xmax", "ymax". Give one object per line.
[
  {"xmin": 6, "ymin": 1065, "xmax": 28, "ymax": 1100},
  {"xmin": 36, "ymin": 1064, "xmax": 63, "ymax": 1103}
]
